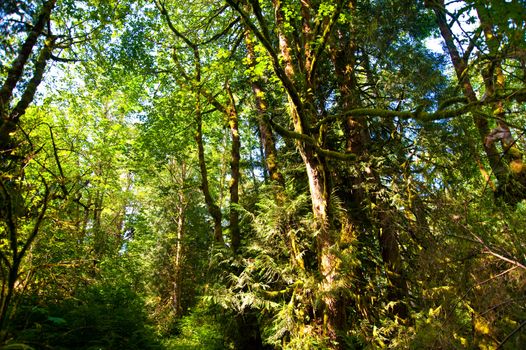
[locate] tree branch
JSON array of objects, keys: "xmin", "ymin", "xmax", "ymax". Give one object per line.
[
  {"xmin": 308, "ymin": 0, "xmax": 344, "ymax": 80},
  {"xmin": 201, "ymin": 17, "xmax": 241, "ymax": 45},
  {"xmin": 18, "ymin": 177, "xmax": 51, "ymax": 262},
  {"xmin": 49, "ymin": 125, "xmax": 68, "ymax": 197},
  {"xmin": 498, "ymin": 319, "xmax": 526, "ymax": 349},
  {"xmin": 155, "ymin": 0, "xmax": 196, "ymax": 48},
  {"xmin": 0, "ymin": 0, "xmax": 56, "ymax": 111},
  {"xmin": 313, "ymin": 89, "xmax": 526, "ymax": 130},
  {"xmin": 227, "ymin": 0, "xmax": 306, "ymax": 118},
  {"xmin": 50, "ymin": 54, "xmax": 82, "ymax": 63},
  {"xmin": 265, "ymin": 116, "xmax": 355, "ymax": 161},
  {"xmin": 10, "ymin": 37, "xmax": 55, "ymax": 122}
]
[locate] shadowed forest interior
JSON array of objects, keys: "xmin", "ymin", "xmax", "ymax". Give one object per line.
[{"xmin": 0, "ymin": 0, "xmax": 526, "ymax": 349}]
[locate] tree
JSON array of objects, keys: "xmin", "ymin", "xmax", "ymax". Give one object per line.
[
  {"xmin": 427, "ymin": 0, "xmax": 526, "ymax": 203},
  {"xmin": 2, "ymin": 1, "xmax": 526, "ymax": 349},
  {"xmin": 0, "ymin": 0, "xmax": 134, "ymax": 337}
]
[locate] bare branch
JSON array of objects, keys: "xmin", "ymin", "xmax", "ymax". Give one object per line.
[
  {"xmin": 498, "ymin": 319, "xmax": 526, "ymax": 349},
  {"xmin": 18, "ymin": 178, "xmax": 50, "ymax": 261},
  {"xmin": 49, "ymin": 125, "xmax": 68, "ymax": 197}
]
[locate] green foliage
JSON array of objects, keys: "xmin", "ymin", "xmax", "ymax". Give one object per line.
[
  {"xmin": 161, "ymin": 302, "xmax": 234, "ymax": 350},
  {"xmin": 2, "ymin": 0, "xmax": 526, "ymax": 349},
  {"xmin": 202, "ymin": 183, "xmax": 353, "ymax": 348},
  {"xmin": 9, "ymin": 282, "xmax": 160, "ymax": 350}
]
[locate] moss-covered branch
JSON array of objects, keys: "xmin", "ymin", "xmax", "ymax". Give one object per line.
[
  {"xmin": 227, "ymin": 0, "xmax": 308, "ymax": 121},
  {"xmin": 0, "ymin": 0, "xmax": 56, "ymax": 111},
  {"xmin": 10, "ymin": 38, "xmax": 55, "ymax": 122},
  {"xmin": 265, "ymin": 116, "xmax": 356, "ymax": 161},
  {"xmin": 313, "ymin": 88, "xmax": 526, "ymax": 131},
  {"xmin": 308, "ymin": 0, "xmax": 345, "ymax": 81}
]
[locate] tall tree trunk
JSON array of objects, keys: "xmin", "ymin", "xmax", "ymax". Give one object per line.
[
  {"xmin": 243, "ymin": 29, "xmax": 308, "ymax": 270},
  {"xmin": 225, "ymin": 84, "xmax": 241, "ymax": 254},
  {"xmin": 0, "ymin": 1, "xmax": 56, "ymax": 335},
  {"xmin": 172, "ymin": 198, "xmax": 184, "ymax": 316},
  {"xmin": 269, "ymin": 0, "xmax": 344, "ymax": 343},
  {"xmin": 429, "ymin": 0, "xmax": 519, "ymax": 196},
  {"xmin": 156, "ymin": 2, "xmax": 226, "ymax": 244},
  {"xmin": 227, "ymin": 0, "xmax": 349, "ymax": 344},
  {"xmin": 0, "ymin": 1, "xmax": 56, "ymax": 153},
  {"xmin": 195, "ymin": 95, "xmax": 224, "ymax": 244},
  {"xmin": 244, "ymin": 32, "xmax": 285, "ymax": 188},
  {"xmin": 474, "ymin": 3, "xmax": 525, "ymax": 200},
  {"xmin": 172, "ymin": 165, "xmax": 187, "ymax": 317},
  {"xmin": 330, "ymin": 3, "xmax": 408, "ymax": 319},
  {"xmin": 195, "ymin": 82, "xmax": 242, "ymax": 252},
  {"xmin": 193, "ymin": 48, "xmax": 224, "ymax": 245},
  {"xmin": 303, "ymin": 150, "xmax": 343, "ymax": 341}
]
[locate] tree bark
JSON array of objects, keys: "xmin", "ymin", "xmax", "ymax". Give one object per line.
[
  {"xmin": 195, "ymin": 89, "xmax": 224, "ymax": 244},
  {"xmin": 225, "ymin": 83, "xmax": 241, "ymax": 254},
  {"xmin": 244, "ymin": 31, "xmax": 285, "ymax": 188},
  {"xmin": 429, "ymin": 0, "xmax": 524, "ymax": 201},
  {"xmin": 172, "ymin": 163, "xmax": 187, "ymax": 317},
  {"xmin": 1, "ymin": 0, "xmax": 56, "ymax": 158},
  {"xmin": 269, "ymin": 0, "xmax": 344, "ymax": 343}
]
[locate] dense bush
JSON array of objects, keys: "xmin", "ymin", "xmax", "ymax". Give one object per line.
[{"xmin": 6, "ymin": 283, "xmax": 160, "ymax": 350}]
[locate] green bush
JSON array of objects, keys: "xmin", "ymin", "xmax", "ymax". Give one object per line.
[
  {"xmin": 161, "ymin": 302, "xmax": 233, "ymax": 350},
  {"xmin": 8, "ymin": 282, "xmax": 161, "ymax": 350}
]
